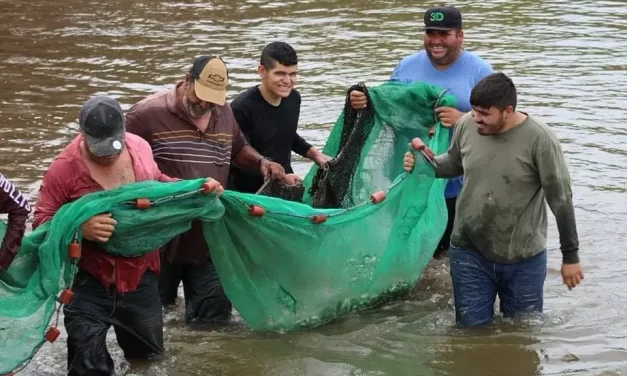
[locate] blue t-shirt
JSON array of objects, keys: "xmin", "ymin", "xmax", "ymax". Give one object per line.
[{"xmin": 390, "ymin": 49, "xmax": 493, "ymax": 198}]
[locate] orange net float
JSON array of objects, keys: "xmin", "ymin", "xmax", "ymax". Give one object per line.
[
  {"xmin": 58, "ymin": 289, "xmax": 74, "ymax": 305},
  {"xmin": 2, "ymin": 372, "xmax": 15, "ymax": 376},
  {"xmin": 248, "ymin": 205, "xmax": 265, "ymax": 217},
  {"xmin": 68, "ymin": 241, "xmax": 81, "ymax": 260},
  {"xmin": 44, "ymin": 327, "xmax": 61, "ymax": 343},
  {"xmin": 135, "ymin": 198, "xmax": 151, "ymax": 209},
  {"xmin": 311, "ymin": 215, "xmax": 327, "ymax": 224},
  {"xmin": 370, "ymin": 191, "xmax": 386, "ymax": 204}
]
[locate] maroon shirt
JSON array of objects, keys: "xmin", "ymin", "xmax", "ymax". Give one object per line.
[
  {"xmin": 0, "ymin": 173, "xmax": 31, "ymax": 269},
  {"xmin": 125, "ymin": 81, "xmax": 247, "ymax": 265},
  {"xmin": 33, "ymin": 133, "xmax": 177, "ymax": 293}
]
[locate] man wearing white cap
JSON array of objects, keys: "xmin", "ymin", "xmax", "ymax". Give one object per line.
[{"xmin": 126, "ymin": 55, "xmax": 286, "ymax": 325}]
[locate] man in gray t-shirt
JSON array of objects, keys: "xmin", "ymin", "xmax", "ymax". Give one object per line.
[{"xmin": 404, "ymin": 72, "xmax": 584, "ymax": 327}]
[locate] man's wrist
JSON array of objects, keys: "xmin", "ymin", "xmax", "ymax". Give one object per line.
[
  {"xmin": 258, "ymin": 156, "xmax": 271, "ymax": 168},
  {"xmin": 561, "ymin": 247, "xmax": 580, "ymax": 264},
  {"xmin": 311, "ymin": 150, "xmax": 330, "ymax": 166},
  {"xmin": 313, "ymin": 154, "xmax": 325, "ymax": 165}
]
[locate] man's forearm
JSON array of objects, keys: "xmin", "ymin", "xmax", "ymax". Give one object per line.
[
  {"xmin": 305, "ymin": 147, "xmax": 326, "ymax": 165},
  {"xmin": 434, "ymin": 155, "xmax": 463, "ymax": 179},
  {"xmin": 545, "ymin": 183, "xmax": 580, "ymax": 264},
  {"xmin": 0, "ymin": 174, "xmax": 30, "ymax": 261},
  {"xmin": 1, "ymin": 207, "xmax": 29, "ymax": 264},
  {"xmin": 232, "ymin": 145, "xmax": 266, "ymax": 171},
  {"xmin": 538, "ymin": 139, "xmax": 580, "ymax": 264},
  {"xmin": 292, "ymin": 134, "xmax": 313, "ymax": 158},
  {"xmin": 554, "ymin": 203, "xmax": 579, "ymax": 264}
]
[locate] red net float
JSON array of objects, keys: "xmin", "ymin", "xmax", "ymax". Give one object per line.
[
  {"xmin": 68, "ymin": 241, "xmax": 81, "ymax": 260},
  {"xmin": 44, "ymin": 327, "xmax": 61, "ymax": 343},
  {"xmin": 311, "ymin": 215, "xmax": 327, "ymax": 224},
  {"xmin": 201, "ymin": 182, "xmax": 214, "ymax": 194},
  {"xmin": 248, "ymin": 205, "xmax": 265, "ymax": 217},
  {"xmin": 370, "ymin": 191, "xmax": 386, "ymax": 204},
  {"xmin": 58, "ymin": 289, "xmax": 74, "ymax": 305},
  {"xmin": 135, "ymin": 198, "xmax": 151, "ymax": 209},
  {"xmin": 410, "ymin": 138, "xmax": 425, "ymax": 151}
]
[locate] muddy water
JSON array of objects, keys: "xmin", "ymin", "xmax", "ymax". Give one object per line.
[{"xmin": 0, "ymin": 0, "xmax": 626, "ymax": 374}]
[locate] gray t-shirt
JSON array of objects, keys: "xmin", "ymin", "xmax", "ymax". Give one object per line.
[{"xmin": 434, "ymin": 113, "xmax": 579, "ymax": 264}]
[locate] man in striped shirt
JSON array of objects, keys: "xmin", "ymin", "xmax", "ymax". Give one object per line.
[{"xmin": 126, "ymin": 56, "xmax": 286, "ymax": 325}]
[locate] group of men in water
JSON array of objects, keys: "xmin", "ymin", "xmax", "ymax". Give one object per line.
[{"xmin": 0, "ymin": 5, "xmax": 583, "ymax": 375}]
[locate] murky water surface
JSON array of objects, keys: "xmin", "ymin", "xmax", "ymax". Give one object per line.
[{"xmin": 0, "ymin": 0, "xmax": 626, "ymax": 374}]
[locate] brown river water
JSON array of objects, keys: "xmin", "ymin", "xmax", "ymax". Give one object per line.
[{"xmin": 0, "ymin": 0, "xmax": 626, "ymax": 375}]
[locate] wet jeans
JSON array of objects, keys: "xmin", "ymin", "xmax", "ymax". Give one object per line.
[
  {"xmin": 449, "ymin": 245, "xmax": 547, "ymax": 327},
  {"xmin": 159, "ymin": 257, "xmax": 232, "ymax": 324},
  {"xmin": 64, "ymin": 270, "xmax": 163, "ymax": 376}
]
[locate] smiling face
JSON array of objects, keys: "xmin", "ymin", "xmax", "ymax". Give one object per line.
[
  {"xmin": 258, "ymin": 61, "xmax": 298, "ymax": 98},
  {"xmin": 471, "ymin": 105, "xmax": 514, "ymax": 136},
  {"xmin": 423, "ymin": 29, "xmax": 464, "ymax": 68},
  {"xmin": 469, "ymin": 72, "xmax": 520, "ymax": 136},
  {"xmin": 258, "ymin": 42, "xmax": 299, "ymax": 100}
]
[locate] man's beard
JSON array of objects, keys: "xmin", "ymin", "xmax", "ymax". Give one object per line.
[
  {"xmin": 183, "ymin": 96, "xmax": 213, "ymax": 118},
  {"xmin": 477, "ymin": 116, "xmax": 506, "ymax": 135}
]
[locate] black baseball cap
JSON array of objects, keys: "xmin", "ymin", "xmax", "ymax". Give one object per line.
[
  {"xmin": 78, "ymin": 96, "xmax": 125, "ymax": 157},
  {"xmin": 422, "ymin": 6, "xmax": 463, "ymax": 31}
]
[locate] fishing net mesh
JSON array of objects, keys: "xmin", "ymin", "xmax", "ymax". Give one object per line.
[{"xmin": 0, "ymin": 81, "xmax": 455, "ymax": 374}]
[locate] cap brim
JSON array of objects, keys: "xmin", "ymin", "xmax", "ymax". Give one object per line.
[
  {"xmin": 194, "ymin": 81, "xmax": 226, "ymax": 105},
  {"xmin": 420, "ymin": 26, "xmax": 457, "ymax": 31},
  {"xmin": 84, "ymin": 134, "xmax": 125, "ymax": 157}
]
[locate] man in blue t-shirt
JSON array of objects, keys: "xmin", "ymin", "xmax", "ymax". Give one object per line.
[{"xmin": 350, "ymin": 5, "xmax": 493, "ymax": 259}]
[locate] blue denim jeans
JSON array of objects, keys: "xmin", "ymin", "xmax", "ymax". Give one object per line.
[{"xmin": 449, "ymin": 245, "xmax": 547, "ymax": 327}]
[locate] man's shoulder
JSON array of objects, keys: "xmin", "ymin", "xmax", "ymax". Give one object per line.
[
  {"xmin": 454, "ymin": 112, "xmax": 476, "ymax": 137},
  {"xmin": 462, "ymin": 49, "xmax": 490, "ymax": 62},
  {"xmin": 45, "ymin": 137, "xmax": 82, "ymax": 176},
  {"xmin": 457, "ymin": 111, "xmax": 474, "ymax": 126},
  {"xmin": 217, "ymin": 101, "xmax": 235, "ymax": 116},
  {"xmin": 214, "ymin": 102, "xmax": 239, "ymax": 130},
  {"xmin": 525, "ymin": 114, "xmax": 559, "ymax": 139},
  {"xmin": 230, "ymin": 86, "xmax": 259, "ymax": 110},
  {"xmin": 128, "ymin": 88, "xmax": 170, "ymax": 114},
  {"xmin": 460, "ymin": 50, "xmax": 493, "ymax": 71},
  {"xmin": 125, "ymin": 132, "xmax": 152, "ymax": 150},
  {"xmin": 289, "ymin": 88, "xmax": 301, "ymax": 98},
  {"xmin": 518, "ymin": 115, "xmax": 567, "ymax": 159},
  {"xmin": 288, "ymin": 88, "xmax": 301, "ymax": 103},
  {"xmin": 397, "ymin": 51, "xmax": 428, "ymax": 67}
]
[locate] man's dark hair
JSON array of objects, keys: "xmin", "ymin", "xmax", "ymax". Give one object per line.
[
  {"xmin": 260, "ymin": 42, "xmax": 298, "ymax": 70},
  {"xmin": 470, "ymin": 72, "xmax": 517, "ymax": 111}
]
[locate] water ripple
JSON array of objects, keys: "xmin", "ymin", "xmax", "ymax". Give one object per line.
[{"xmin": 0, "ymin": 0, "xmax": 626, "ymax": 374}]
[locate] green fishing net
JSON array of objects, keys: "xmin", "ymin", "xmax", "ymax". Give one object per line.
[{"xmin": 0, "ymin": 81, "xmax": 455, "ymax": 374}]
